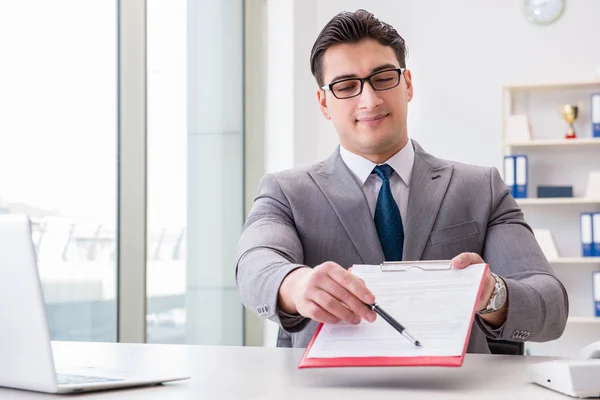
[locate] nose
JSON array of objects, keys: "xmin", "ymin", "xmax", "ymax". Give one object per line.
[{"xmin": 358, "ymin": 82, "xmax": 383, "ymax": 110}]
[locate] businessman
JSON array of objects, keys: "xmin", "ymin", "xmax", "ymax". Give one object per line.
[{"xmin": 235, "ymin": 9, "xmax": 568, "ymax": 351}]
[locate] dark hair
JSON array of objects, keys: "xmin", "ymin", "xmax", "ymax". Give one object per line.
[{"xmin": 310, "ymin": 9, "xmax": 407, "ymax": 87}]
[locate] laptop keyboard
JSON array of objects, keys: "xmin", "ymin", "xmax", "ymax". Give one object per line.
[{"xmin": 57, "ymin": 373, "xmax": 124, "ymax": 386}]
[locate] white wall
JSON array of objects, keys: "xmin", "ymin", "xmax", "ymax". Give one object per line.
[{"xmin": 282, "ymin": 0, "xmax": 600, "ymax": 169}]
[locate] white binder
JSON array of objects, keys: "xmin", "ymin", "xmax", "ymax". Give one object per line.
[
  {"xmin": 594, "ymin": 271, "xmax": 600, "ymax": 317},
  {"xmin": 515, "ymin": 155, "xmax": 528, "ymax": 198},
  {"xmin": 581, "ymin": 213, "xmax": 594, "ymax": 257},
  {"xmin": 592, "ymin": 93, "xmax": 600, "ymax": 137},
  {"xmin": 503, "ymin": 156, "xmax": 515, "ymax": 197}
]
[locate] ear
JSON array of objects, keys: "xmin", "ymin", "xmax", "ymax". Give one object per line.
[
  {"xmin": 404, "ymin": 69, "xmax": 414, "ymax": 102},
  {"xmin": 317, "ymin": 89, "xmax": 331, "ymax": 120}
]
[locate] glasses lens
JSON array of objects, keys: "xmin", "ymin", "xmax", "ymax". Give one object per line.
[
  {"xmin": 371, "ymin": 70, "xmax": 400, "ymax": 90},
  {"xmin": 331, "ymin": 79, "xmax": 361, "ymax": 99}
]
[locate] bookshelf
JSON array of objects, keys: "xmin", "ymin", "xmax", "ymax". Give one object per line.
[
  {"xmin": 501, "ymin": 80, "xmax": 600, "ymax": 357},
  {"xmin": 503, "ymin": 80, "xmax": 600, "ymax": 92},
  {"xmin": 517, "ymin": 198, "xmax": 600, "ymax": 206},
  {"xmin": 505, "ymin": 137, "xmax": 600, "ymax": 148},
  {"xmin": 568, "ymin": 316, "xmax": 600, "ymax": 324},
  {"xmin": 548, "ymin": 257, "xmax": 600, "ymax": 265}
]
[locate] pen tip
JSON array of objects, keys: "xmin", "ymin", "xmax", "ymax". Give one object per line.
[{"xmin": 415, "ymin": 341, "xmax": 422, "ymax": 347}]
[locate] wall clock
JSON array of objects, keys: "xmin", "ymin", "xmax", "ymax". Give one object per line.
[{"xmin": 524, "ymin": 0, "xmax": 565, "ymax": 25}]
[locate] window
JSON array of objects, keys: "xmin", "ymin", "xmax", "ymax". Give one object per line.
[
  {"xmin": 146, "ymin": 0, "xmax": 244, "ymax": 345},
  {"xmin": 0, "ymin": 1, "xmax": 118, "ymax": 341}
]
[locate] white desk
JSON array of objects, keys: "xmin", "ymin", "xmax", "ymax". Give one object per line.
[{"xmin": 0, "ymin": 342, "xmax": 574, "ymax": 399}]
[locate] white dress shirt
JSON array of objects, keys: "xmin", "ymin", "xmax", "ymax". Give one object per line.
[{"xmin": 339, "ymin": 141, "xmax": 415, "ymax": 224}]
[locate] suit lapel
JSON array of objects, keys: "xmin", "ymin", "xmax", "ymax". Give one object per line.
[
  {"xmin": 308, "ymin": 148, "xmax": 385, "ymax": 265},
  {"xmin": 403, "ymin": 140, "xmax": 454, "ymax": 261}
]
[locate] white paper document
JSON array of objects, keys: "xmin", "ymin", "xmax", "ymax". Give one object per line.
[{"xmin": 306, "ymin": 262, "xmax": 487, "ymax": 359}]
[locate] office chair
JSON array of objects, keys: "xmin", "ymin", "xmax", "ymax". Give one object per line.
[{"xmin": 487, "ymin": 338, "xmax": 525, "ymax": 355}]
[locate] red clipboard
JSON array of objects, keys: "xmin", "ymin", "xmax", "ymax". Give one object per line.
[{"xmin": 298, "ymin": 262, "xmax": 489, "ymax": 369}]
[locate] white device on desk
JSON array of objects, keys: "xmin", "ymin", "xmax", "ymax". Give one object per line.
[
  {"xmin": 0, "ymin": 214, "xmax": 190, "ymax": 394},
  {"xmin": 528, "ymin": 342, "xmax": 600, "ymax": 398}
]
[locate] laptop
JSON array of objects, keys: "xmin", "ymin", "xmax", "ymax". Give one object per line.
[{"xmin": 0, "ymin": 214, "xmax": 190, "ymax": 393}]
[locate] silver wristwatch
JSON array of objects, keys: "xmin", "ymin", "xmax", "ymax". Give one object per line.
[{"xmin": 478, "ymin": 273, "xmax": 507, "ymax": 315}]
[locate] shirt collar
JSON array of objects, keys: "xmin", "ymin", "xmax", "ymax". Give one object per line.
[{"xmin": 340, "ymin": 140, "xmax": 415, "ymax": 186}]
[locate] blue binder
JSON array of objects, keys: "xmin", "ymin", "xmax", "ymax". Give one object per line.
[
  {"xmin": 503, "ymin": 155, "xmax": 516, "ymax": 197},
  {"xmin": 592, "ymin": 93, "xmax": 600, "ymax": 138},
  {"xmin": 593, "ymin": 213, "xmax": 600, "ymax": 257},
  {"xmin": 515, "ymin": 155, "xmax": 528, "ymax": 198},
  {"xmin": 581, "ymin": 213, "xmax": 594, "ymax": 257}
]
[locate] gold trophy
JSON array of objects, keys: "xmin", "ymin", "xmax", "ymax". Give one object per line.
[{"xmin": 562, "ymin": 104, "xmax": 578, "ymax": 139}]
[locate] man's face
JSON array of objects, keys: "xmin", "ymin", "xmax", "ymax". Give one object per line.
[{"xmin": 317, "ymin": 39, "xmax": 413, "ymax": 162}]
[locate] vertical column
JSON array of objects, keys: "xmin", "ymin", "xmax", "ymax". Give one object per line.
[
  {"xmin": 243, "ymin": 0, "xmax": 268, "ymax": 346},
  {"xmin": 118, "ymin": 0, "xmax": 147, "ymax": 344},
  {"xmin": 186, "ymin": 0, "xmax": 244, "ymax": 345}
]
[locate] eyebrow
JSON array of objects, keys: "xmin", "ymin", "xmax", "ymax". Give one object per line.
[{"xmin": 329, "ymin": 64, "xmax": 399, "ymax": 84}]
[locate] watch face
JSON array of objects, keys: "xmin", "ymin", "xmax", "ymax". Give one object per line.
[
  {"xmin": 524, "ymin": 0, "xmax": 565, "ymax": 25},
  {"xmin": 492, "ymin": 284, "xmax": 507, "ymax": 310}
]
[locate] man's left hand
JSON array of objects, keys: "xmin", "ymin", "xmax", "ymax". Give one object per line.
[{"xmin": 450, "ymin": 252, "xmax": 507, "ymax": 328}]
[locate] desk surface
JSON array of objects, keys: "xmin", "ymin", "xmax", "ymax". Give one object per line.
[{"xmin": 0, "ymin": 342, "xmax": 572, "ymax": 399}]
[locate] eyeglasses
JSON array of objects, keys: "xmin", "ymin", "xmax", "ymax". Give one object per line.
[{"xmin": 321, "ymin": 68, "xmax": 405, "ymax": 99}]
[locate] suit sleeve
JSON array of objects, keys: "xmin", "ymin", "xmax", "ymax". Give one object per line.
[
  {"xmin": 235, "ymin": 173, "xmax": 310, "ymax": 332},
  {"xmin": 475, "ymin": 167, "xmax": 569, "ymax": 343}
]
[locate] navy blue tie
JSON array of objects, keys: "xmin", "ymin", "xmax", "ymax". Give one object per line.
[{"xmin": 372, "ymin": 164, "xmax": 404, "ymax": 261}]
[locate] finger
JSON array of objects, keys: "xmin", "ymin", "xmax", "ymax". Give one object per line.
[
  {"xmin": 478, "ymin": 272, "xmax": 497, "ymax": 310},
  {"xmin": 317, "ymin": 278, "xmax": 376, "ymax": 322},
  {"xmin": 328, "ymin": 267, "xmax": 376, "ymax": 305},
  {"xmin": 302, "ymin": 300, "xmax": 341, "ymax": 324},
  {"xmin": 451, "ymin": 252, "xmax": 484, "ymax": 269},
  {"xmin": 347, "ymin": 267, "xmax": 368, "ymax": 286},
  {"xmin": 311, "ymin": 290, "xmax": 362, "ymax": 324}
]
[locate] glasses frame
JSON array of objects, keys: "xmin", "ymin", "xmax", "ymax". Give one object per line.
[{"xmin": 321, "ymin": 68, "xmax": 405, "ymax": 99}]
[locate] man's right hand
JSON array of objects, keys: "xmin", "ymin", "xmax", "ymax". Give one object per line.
[{"xmin": 278, "ymin": 261, "xmax": 377, "ymax": 325}]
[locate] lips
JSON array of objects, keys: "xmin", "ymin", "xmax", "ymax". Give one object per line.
[{"xmin": 357, "ymin": 113, "xmax": 389, "ymax": 127}]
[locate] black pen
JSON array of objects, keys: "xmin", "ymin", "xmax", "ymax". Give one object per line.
[{"xmin": 368, "ymin": 303, "xmax": 422, "ymax": 347}]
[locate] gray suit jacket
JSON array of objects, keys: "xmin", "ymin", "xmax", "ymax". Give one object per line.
[{"xmin": 236, "ymin": 139, "xmax": 568, "ymax": 352}]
